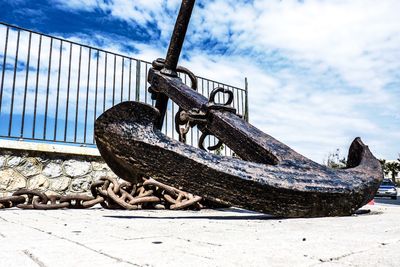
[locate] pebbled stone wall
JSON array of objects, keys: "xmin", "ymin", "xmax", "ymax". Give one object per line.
[{"xmin": 0, "ymin": 146, "xmax": 118, "ymax": 197}]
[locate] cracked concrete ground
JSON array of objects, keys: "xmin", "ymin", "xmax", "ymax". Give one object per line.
[{"xmin": 0, "ymin": 201, "xmax": 399, "ymax": 267}]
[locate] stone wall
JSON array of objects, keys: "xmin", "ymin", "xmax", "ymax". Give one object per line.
[{"xmin": 0, "ymin": 142, "xmax": 118, "ymax": 197}]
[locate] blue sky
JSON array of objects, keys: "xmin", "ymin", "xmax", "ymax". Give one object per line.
[{"xmin": 0, "ymin": 0, "xmax": 399, "ymax": 162}]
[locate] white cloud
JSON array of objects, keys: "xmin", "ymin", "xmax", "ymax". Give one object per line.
[
  {"xmin": 10, "ymin": 0, "xmax": 400, "ymax": 161},
  {"xmin": 51, "ymin": 0, "xmax": 99, "ymax": 11},
  {"xmin": 187, "ymin": 0, "xmax": 400, "ymax": 161}
]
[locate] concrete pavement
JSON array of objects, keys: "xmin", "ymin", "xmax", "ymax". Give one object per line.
[{"xmin": 0, "ymin": 201, "xmax": 399, "ymax": 267}]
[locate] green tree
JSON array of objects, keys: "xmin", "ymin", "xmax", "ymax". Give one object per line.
[
  {"xmin": 386, "ymin": 162, "xmax": 400, "ymax": 184},
  {"xmin": 379, "ymin": 159, "xmax": 386, "ymax": 170},
  {"xmin": 379, "ymin": 158, "xmax": 400, "ymax": 184}
]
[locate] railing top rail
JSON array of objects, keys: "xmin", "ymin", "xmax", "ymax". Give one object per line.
[
  {"xmin": 0, "ymin": 21, "xmax": 246, "ymax": 92},
  {"xmin": 0, "ymin": 21, "xmax": 148, "ymax": 64}
]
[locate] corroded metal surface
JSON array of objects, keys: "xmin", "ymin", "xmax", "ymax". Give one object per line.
[{"xmin": 94, "ymin": 101, "xmax": 382, "ymax": 218}]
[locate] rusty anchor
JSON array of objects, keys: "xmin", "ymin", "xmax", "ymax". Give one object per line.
[{"xmin": 94, "ymin": 0, "xmax": 383, "ymax": 217}]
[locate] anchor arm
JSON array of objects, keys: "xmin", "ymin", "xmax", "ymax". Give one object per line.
[{"xmin": 148, "ymin": 67, "xmax": 302, "ymax": 165}]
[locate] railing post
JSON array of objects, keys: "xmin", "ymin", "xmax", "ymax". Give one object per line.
[
  {"xmin": 245, "ymin": 77, "xmax": 249, "ymax": 122},
  {"xmin": 32, "ymin": 35, "xmax": 42, "ymax": 139},
  {"xmin": 8, "ymin": 29, "xmax": 20, "ymax": 136},
  {"xmin": 44, "ymin": 38, "xmax": 53, "ymax": 140},
  {"xmin": 21, "ymin": 32, "xmax": 32, "ymax": 137},
  {"xmin": 0, "ymin": 26, "xmax": 9, "ymax": 115},
  {"xmin": 135, "ymin": 61, "xmax": 141, "ymax": 101},
  {"xmin": 54, "ymin": 40, "xmax": 63, "ymax": 141}
]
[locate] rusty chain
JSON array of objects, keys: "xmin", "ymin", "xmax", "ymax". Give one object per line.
[{"xmin": 0, "ymin": 176, "xmax": 223, "ymax": 211}]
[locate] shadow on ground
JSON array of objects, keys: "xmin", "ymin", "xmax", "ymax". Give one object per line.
[
  {"xmin": 103, "ymin": 209, "xmax": 279, "ymax": 221},
  {"xmin": 103, "ymin": 215, "xmax": 279, "ymax": 220},
  {"xmin": 103, "ymin": 208, "xmax": 379, "ymax": 221}
]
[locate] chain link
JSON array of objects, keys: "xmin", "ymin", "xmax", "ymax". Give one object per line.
[
  {"xmin": 0, "ymin": 177, "xmax": 220, "ymax": 211},
  {"xmin": 12, "ymin": 189, "xmax": 49, "ymax": 209},
  {"xmin": 0, "ymin": 195, "xmax": 26, "ymax": 209}
]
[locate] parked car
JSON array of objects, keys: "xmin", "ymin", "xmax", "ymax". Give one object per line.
[{"xmin": 376, "ymin": 179, "xmax": 398, "ymax": 200}]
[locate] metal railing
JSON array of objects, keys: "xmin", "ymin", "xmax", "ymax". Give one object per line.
[{"xmin": 0, "ymin": 22, "xmax": 248, "ymax": 155}]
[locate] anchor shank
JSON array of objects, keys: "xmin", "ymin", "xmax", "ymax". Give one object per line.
[
  {"xmin": 154, "ymin": 0, "xmax": 196, "ymax": 130},
  {"xmin": 162, "ymin": 0, "xmax": 196, "ymax": 76}
]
